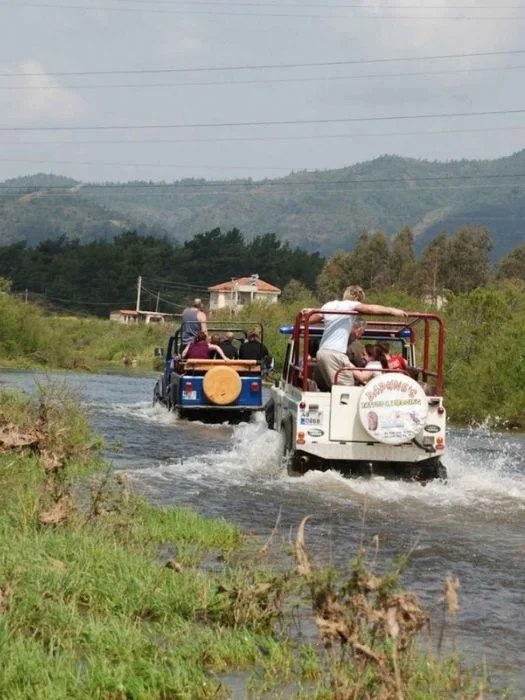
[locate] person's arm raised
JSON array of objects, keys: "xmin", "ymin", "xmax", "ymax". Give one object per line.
[
  {"xmin": 301, "ymin": 308, "xmax": 324, "ymax": 325},
  {"xmin": 355, "ymin": 303, "xmax": 408, "ymax": 317}
]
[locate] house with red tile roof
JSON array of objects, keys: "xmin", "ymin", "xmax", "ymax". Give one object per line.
[{"xmin": 208, "ymin": 274, "xmax": 281, "ymax": 312}]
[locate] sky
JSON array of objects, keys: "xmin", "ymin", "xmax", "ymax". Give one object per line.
[{"xmin": 1, "ymin": 0, "xmax": 525, "ymax": 183}]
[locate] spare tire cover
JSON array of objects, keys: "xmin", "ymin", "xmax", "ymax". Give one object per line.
[
  {"xmin": 358, "ymin": 374, "xmax": 429, "ymax": 445},
  {"xmin": 203, "ymin": 365, "xmax": 242, "ymax": 405}
]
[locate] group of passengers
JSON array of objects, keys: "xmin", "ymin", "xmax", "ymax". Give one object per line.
[
  {"xmin": 179, "ymin": 298, "xmax": 270, "ymax": 362},
  {"xmin": 181, "ymin": 328, "xmax": 269, "ymax": 362},
  {"xmin": 303, "ymin": 285, "xmax": 409, "ymax": 389}
]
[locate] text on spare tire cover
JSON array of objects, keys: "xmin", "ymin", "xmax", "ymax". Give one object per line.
[{"xmin": 358, "ymin": 375, "xmax": 428, "ymax": 445}]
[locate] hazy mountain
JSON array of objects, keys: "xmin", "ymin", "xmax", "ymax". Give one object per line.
[{"xmin": 2, "ymin": 150, "xmax": 525, "ymax": 258}]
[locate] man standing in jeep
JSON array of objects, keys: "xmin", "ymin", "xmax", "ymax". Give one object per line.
[
  {"xmin": 181, "ymin": 298, "xmax": 207, "ymax": 348},
  {"xmin": 302, "ymin": 285, "xmax": 407, "ymax": 387}
]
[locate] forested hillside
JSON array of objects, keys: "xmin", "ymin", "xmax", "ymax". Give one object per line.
[{"xmin": 2, "ymin": 150, "xmax": 525, "ymax": 257}]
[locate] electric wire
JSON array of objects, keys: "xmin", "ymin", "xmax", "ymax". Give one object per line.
[
  {"xmin": 3, "ymin": 64, "xmax": 525, "ymax": 91},
  {"xmin": 2, "ymin": 124, "xmax": 525, "ymax": 146},
  {"xmin": 2, "ymin": 48, "xmax": 525, "ymax": 79},
  {"xmin": 3, "ymin": 2, "xmax": 525, "ymax": 19},
  {"xmin": 3, "ymin": 107, "xmax": 525, "ymax": 132},
  {"xmin": 4, "ymin": 172, "xmax": 525, "ymax": 189}
]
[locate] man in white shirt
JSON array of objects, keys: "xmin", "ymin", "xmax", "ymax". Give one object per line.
[{"xmin": 302, "ymin": 285, "xmax": 408, "ymax": 387}]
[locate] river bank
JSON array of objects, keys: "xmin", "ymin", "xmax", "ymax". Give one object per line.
[
  {"xmin": 4, "ymin": 282, "xmax": 525, "ymax": 427},
  {"xmin": 0, "ymin": 384, "xmax": 493, "ymax": 698}
]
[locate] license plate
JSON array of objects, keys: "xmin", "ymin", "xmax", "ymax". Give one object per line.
[
  {"xmin": 183, "ymin": 391, "xmax": 197, "ymax": 400},
  {"xmin": 301, "ymin": 411, "xmax": 322, "ymax": 425}
]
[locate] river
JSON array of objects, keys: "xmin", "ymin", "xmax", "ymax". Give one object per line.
[{"xmin": 1, "ymin": 369, "xmax": 524, "ymax": 696}]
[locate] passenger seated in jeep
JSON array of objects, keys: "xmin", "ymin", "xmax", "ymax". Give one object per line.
[
  {"xmin": 182, "ymin": 331, "xmax": 227, "ymax": 360},
  {"xmin": 239, "ymin": 329, "xmax": 269, "ymax": 363},
  {"xmin": 379, "ymin": 342, "xmax": 408, "ymax": 372},
  {"xmin": 208, "ymin": 334, "xmax": 223, "ymax": 359},
  {"xmin": 353, "ymin": 344, "xmax": 389, "ymax": 385},
  {"xmin": 220, "ymin": 331, "xmax": 239, "ymax": 359}
]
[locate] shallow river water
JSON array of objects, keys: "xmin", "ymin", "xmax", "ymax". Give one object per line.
[{"xmin": 1, "ymin": 369, "xmax": 524, "ymax": 696}]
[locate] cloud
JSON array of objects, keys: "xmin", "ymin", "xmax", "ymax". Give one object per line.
[
  {"xmin": 330, "ymin": 0, "xmax": 523, "ymax": 55},
  {"xmin": 156, "ymin": 18, "xmax": 209, "ymax": 59},
  {"xmin": 1, "ymin": 59, "xmax": 87, "ymax": 126}
]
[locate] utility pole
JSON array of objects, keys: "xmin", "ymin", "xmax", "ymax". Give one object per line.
[
  {"xmin": 24, "ymin": 288, "xmax": 28, "ymax": 304},
  {"xmin": 155, "ymin": 290, "xmax": 160, "ymax": 312},
  {"xmin": 136, "ymin": 275, "xmax": 142, "ymax": 312}
]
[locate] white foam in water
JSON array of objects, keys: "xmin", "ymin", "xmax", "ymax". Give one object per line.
[
  {"xmin": 130, "ymin": 412, "xmax": 284, "ymax": 486},
  {"xmin": 289, "ymin": 427, "xmax": 525, "ymax": 512},
  {"xmin": 119, "ymin": 402, "xmax": 525, "ymax": 511},
  {"xmin": 107, "ymin": 400, "xmax": 180, "ymax": 425}
]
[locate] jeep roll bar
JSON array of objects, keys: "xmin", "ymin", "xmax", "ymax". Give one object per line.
[{"xmin": 290, "ymin": 310, "xmax": 446, "ymax": 395}]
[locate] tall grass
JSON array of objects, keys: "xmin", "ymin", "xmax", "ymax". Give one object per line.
[
  {"xmin": 0, "ymin": 387, "xmax": 494, "ymax": 698},
  {"xmin": 0, "ymin": 294, "xmax": 168, "ymax": 371}
]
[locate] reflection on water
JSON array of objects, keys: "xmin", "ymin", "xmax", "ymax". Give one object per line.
[{"xmin": 1, "ymin": 369, "xmax": 524, "ymax": 695}]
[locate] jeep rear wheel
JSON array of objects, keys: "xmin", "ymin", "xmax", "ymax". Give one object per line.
[
  {"xmin": 282, "ymin": 419, "xmax": 307, "ymax": 476},
  {"xmin": 265, "ymin": 398, "xmax": 275, "ymax": 430}
]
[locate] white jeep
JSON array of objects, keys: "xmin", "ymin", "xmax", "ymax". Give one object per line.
[{"xmin": 267, "ymin": 311, "xmax": 447, "ymax": 481}]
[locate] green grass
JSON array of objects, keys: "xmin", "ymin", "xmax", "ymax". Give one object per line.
[{"xmin": 0, "ymin": 388, "xmax": 499, "ymax": 699}]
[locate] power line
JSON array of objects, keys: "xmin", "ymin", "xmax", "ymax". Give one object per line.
[
  {"xmin": 28, "ymin": 291, "xmax": 135, "ymax": 306},
  {"xmin": 141, "ymin": 285, "xmax": 189, "ymax": 308},
  {"xmin": 2, "ymin": 48, "xmax": 525, "ymax": 79},
  {"xmin": 2, "ymin": 64, "xmax": 525, "ymax": 91},
  {"xmin": 77, "ymin": 1, "xmax": 525, "ymax": 8},
  {"xmin": 3, "ymin": 2, "xmax": 525, "ymax": 18},
  {"xmin": 4, "ymin": 172, "xmax": 525, "ymax": 190},
  {"xmin": 3, "ymin": 124, "xmax": 525, "ymax": 146},
  {"xmin": 3, "ymin": 107, "xmax": 525, "ymax": 132},
  {"xmin": 3, "ymin": 183, "xmax": 525, "ymax": 198},
  {"xmin": 0, "ymin": 157, "xmax": 294, "ymax": 171},
  {"xmin": 143, "ymin": 276, "xmax": 214, "ymax": 291}
]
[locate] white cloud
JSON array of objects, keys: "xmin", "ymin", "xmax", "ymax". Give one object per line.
[
  {"xmin": 1, "ymin": 59, "xmax": 87, "ymax": 126},
  {"xmin": 156, "ymin": 19, "xmax": 208, "ymax": 59}
]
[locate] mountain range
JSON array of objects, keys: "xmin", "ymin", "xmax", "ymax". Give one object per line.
[{"xmin": 2, "ymin": 149, "xmax": 525, "ymax": 259}]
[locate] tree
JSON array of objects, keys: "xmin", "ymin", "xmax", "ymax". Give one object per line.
[
  {"xmin": 497, "ymin": 243, "xmax": 525, "ymax": 281},
  {"xmin": 415, "ymin": 231, "xmax": 449, "ymax": 301},
  {"xmin": 391, "ymin": 226, "xmax": 416, "ymax": 289},
  {"xmin": 442, "ymin": 226, "xmax": 493, "ymax": 294},
  {"xmin": 280, "ymin": 279, "xmax": 311, "ymax": 304},
  {"xmin": 316, "ymin": 251, "xmax": 353, "ymax": 302},
  {"xmin": 366, "ymin": 231, "xmax": 391, "ymax": 288}
]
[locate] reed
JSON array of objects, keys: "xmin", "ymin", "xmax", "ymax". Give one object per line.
[{"xmin": 0, "ymin": 388, "xmax": 496, "ymax": 698}]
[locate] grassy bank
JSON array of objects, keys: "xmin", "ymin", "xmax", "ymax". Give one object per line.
[
  {"xmin": 0, "ymin": 388, "xmax": 489, "ymax": 698},
  {"xmin": 3, "ymin": 279, "xmax": 525, "ymax": 426},
  {"xmin": 0, "ymin": 292, "xmax": 167, "ymax": 371}
]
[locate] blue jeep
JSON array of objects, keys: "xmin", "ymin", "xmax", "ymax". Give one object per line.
[{"xmin": 153, "ymin": 324, "xmax": 271, "ymax": 423}]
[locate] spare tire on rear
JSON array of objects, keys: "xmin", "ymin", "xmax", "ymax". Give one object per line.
[
  {"xmin": 203, "ymin": 365, "xmax": 242, "ymax": 405},
  {"xmin": 358, "ymin": 373, "xmax": 429, "ymax": 445}
]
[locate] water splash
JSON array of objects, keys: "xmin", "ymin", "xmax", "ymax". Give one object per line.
[{"xmin": 118, "ymin": 400, "xmax": 525, "ymax": 513}]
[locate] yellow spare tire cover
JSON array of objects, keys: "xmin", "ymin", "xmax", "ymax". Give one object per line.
[{"xmin": 203, "ymin": 365, "xmax": 242, "ymax": 405}]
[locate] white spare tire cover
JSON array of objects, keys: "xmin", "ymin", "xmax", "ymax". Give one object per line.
[{"xmin": 358, "ymin": 374, "xmax": 429, "ymax": 445}]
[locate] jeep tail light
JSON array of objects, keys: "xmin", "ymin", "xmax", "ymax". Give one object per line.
[
  {"xmin": 437, "ymin": 407, "xmax": 445, "ymax": 415},
  {"xmin": 184, "ymin": 381, "xmax": 193, "ymax": 392},
  {"xmin": 250, "ymin": 381, "xmax": 260, "ymax": 392},
  {"xmin": 299, "ymin": 401, "xmax": 306, "ymax": 409}
]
